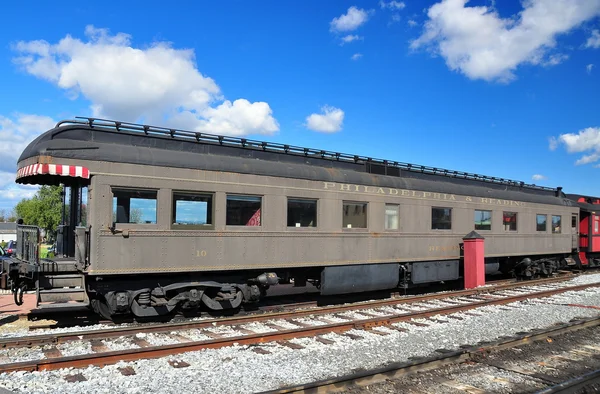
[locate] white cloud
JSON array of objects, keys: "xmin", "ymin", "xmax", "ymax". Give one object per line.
[
  {"xmin": 12, "ymin": 26, "xmax": 279, "ymax": 137},
  {"xmin": 411, "ymin": 0, "xmax": 600, "ymax": 82},
  {"xmin": 532, "ymin": 174, "xmax": 547, "ymax": 181},
  {"xmin": 330, "ymin": 7, "xmax": 371, "ymax": 32},
  {"xmin": 576, "ymin": 153, "xmax": 600, "ymax": 165},
  {"xmin": 408, "ymin": 19, "xmax": 418, "ymax": 27},
  {"xmin": 351, "ymin": 53, "xmax": 363, "ymax": 61},
  {"xmin": 0, "ymin": 114, "xmax": 56, "ymax": 173},
  {"xmin": 380, "ymin": 1, "xmax": 406, "ymax": 10},
  {"xmin": 553, "ymin": 126, "xmax": 600, "ymax": 165},
  {"xmin": 587, "ymin": 64, "xmax": 595, "ymax": 74},
  {"xmin": 340, "ymin": 34, "xmax": 363, "ymax": 44},
  {"xmin": 305, "ymin": 106, "xmax": 345, "ymax": 133},
  {"xmin": 586, "ymin": 29, "xmax": 600, "ymax": 48},
  {"xmin": 543, "ymin": 53, "xmax": 569, "ymax": 67},
  {"xmin": 181, "ymin": 99, "xmax": 279, "ymax": 137},
  {"xmin": 0, "ymin": 114, "xmax": 54, "ymax": 210}
]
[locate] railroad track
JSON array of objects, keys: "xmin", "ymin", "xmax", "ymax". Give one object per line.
[
  {"xmin": 264, "ymin": 316, "xmax": 600, "ymax": 394},
  {"xmin": 0, "ymin": 276, "xmax": 598, "ymax": 374},
  {"xmin": 22, "ymin": 271, "xmax": 572, "ymax": 331},
  {"xmin": 1, "ymin": 274, "xmax": 580, "ymax": 344},
  {"xmin": 22, "ymin": 276, "xmax": 521, "ymax": 331}
]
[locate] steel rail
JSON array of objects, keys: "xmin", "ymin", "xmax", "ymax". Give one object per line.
[
  {"xmin": 0, "ymin": 275, "xmax": 575, "ymax": 349},
  {"xmin": 263, "ymin": 316, "xmax": 600, "ymax": 394},
  {"xmin": 0, "ymin": 281, "xmax": 598, "ymax": 373},
  {"xmin": 536, "ymin": 368, "xmax": 600, "ymax": 394}
]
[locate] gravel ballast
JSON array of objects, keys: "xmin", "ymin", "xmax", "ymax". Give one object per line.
[{"xmin": 0, "ymin": 275, "xmax": 599, "ymax": 393}]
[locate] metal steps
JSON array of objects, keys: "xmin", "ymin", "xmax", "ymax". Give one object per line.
[{"xmin": 38, "ymin": 287, "xmax": 87, "ymax": 303}]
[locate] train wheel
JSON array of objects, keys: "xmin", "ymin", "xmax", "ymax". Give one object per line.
[
  {"xmin": 90, "ymin": 297, "xmax": 113, "ymax": 321},
  {"xmin": 201, "ymin": 290, "xmax": 243, "ymax": 311}
]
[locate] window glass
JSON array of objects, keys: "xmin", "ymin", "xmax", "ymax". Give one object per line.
[
  {"xmin": 572, "ymin": 215, "xmax": 578, "ymax": 228},
  {"xmin": 113, "ymin": 189, "xmax": 157, "ymax": 224},
  {"xmin": 385, "ymin": 204, "xmax": 399, "ymax": 230},
  {"xmin": 81, "ymin": 187, "xmax": 89, "ymax": 226},
  {"xmin": 474, "ymin": 210, "xmax": 492, "ymax": 230},
  {"xmin": 432, "ymin": 207, "xmax": 452, "ymax": 230},
  {"xmin": 343, "ymin": 202, "xmax": 367, "ymax": 228},
  {"xmin": 226, "ymin": 195, "xmax": 261, "ymax": 226},
  {"xmin": 536, "ymin": 214, "xmax": 547, "ymax": 231},
  {"xmin": 503, "ymin": 212, "xmax": 517, "ymax": 231},
  {"xmin": 287, "ymin": 199, "xmax": 317, "ymax": 227},
  {"xmin": 172, "ymin": 193, "xmax": 213, "ymax": 226},
  {"xmin": 552, "ymin": 215, "xmax": 561, "ymax": 233},
  {"xmin": 595, "ymin": 218, "xmax": 599, "ymax": 233}
]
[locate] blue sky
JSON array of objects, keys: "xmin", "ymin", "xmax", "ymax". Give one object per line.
[{"xmin": 0, "ymin": 0, "xmax": 599, "ymax": 211}]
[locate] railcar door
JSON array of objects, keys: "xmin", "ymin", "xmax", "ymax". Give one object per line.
[
  {"xmin": 592, "ymin": 214, "xmax": 600, "ymax": 253},
  {"xmin": 579, "ymin": 212, "xmax": 590, "ymax": 251},
  {"xmin": 572, "ymin": 214, "xmax": 579, "ymax": 250}
]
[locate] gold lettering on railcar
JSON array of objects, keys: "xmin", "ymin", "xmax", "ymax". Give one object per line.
[
  {"xmin": 323, "ymin": 182, "xmax": 525, "ymax": 206},
  {"xmin": 428, "ymin": 245, "xmax": 462, "ymax": 252},
  {"xmin": 196, "ymin": 250, "xmax": 207, "ymax": 257}
]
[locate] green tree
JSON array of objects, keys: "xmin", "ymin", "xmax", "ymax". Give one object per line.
[{"xmin": 15, "ymin": 185, "xmax": 63, "ymax": 235}]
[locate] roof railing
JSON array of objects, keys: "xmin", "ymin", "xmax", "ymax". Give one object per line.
[{"xmin": 55, "ymin": 117, "xmax": 559, "ymax": 193}]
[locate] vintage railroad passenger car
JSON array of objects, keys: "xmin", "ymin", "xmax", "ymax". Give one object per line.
[{"xmin": 7, "ymin": 118, "xmax": 580, "ymax": 319}]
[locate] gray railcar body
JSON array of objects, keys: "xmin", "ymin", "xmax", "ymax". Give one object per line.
[{"xmin": 10, "ymin": 118, "xmax": 580, "ymax": 318}]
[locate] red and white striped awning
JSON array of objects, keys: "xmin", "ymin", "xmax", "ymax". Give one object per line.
[{"xmin": 16, "ymin": 163, "xmax": 90, "ymax": 180}]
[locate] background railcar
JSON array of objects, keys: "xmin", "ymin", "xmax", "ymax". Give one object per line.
[
  {"xmin": 6, "ymin": 118, "xmax": 581, "ymax": 319},
  {"xmin": 567, "ymin": 194, "xmax": 600, "ymax": 268}
]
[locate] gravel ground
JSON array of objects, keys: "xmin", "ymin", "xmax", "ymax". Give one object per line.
[
  {"xmin": 0, "ymin": 280, "xmax": 599, "ymax": 393},
  {"xmin": 345, "ymin": 323, "xmax": 600, "ymax": 393},
  {"xmin": 1, "ymin": 274, "xmax": 600, "ymax": 394}
]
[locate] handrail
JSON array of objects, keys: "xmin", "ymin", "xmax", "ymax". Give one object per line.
[
  {"xmin": 54, "ymin": 117, "xmax": 560, "ymax": 193},
  {"xmin": 16, "ymin": 225, "xmax": 39, "ymax": 265}
]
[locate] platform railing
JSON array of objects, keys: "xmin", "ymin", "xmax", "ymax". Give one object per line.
[{"xmin": 16, "ymin": 225, "xmax": 39, "ymax": 265}]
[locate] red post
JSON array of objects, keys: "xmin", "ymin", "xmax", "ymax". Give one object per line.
[{"xmin": 463, "ymin": 231, "xmax": 485, "ymax": 289}]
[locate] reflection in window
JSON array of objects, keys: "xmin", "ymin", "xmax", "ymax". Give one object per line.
[
  {"xmin": 226, "ymin": 195, "xmax": 261, "ymax": 226},
  {"xmin": 552, "ymin": 215, "xmax": 561, "ymax": 234},
  {"xmin": 595, "ymin": 217, "xmax": 599, "ymax": 233},
  {"xmin": 343, "ymin": 202, "xmax": 367, "ymax": 228},
  {"xmin": 536, "ymin": 214, "xmax": 547, "ymax": 231},
  {"xmin": 172, "ymin": 193, "xmax": 213, "ymax": 226},
  {"xmin": 385, "ymin": 204, "xmax": 399, "ymax": 230},
  {"xmin": 113, "ymin": 189, "xmax": 157, "ymax": 224},
  {"xmin": 287, "ymin": 199, "xmax": 317, "ymax": 227},
  {"xmin": 432, "ymin": 207, "xmax": 452, "ymax": 230},
  {"xmin": 503, "ymin": 212, "xmax": 517, "ymax": 231},
  {"xmin": 474, "ymin": 210, "xmax": 492, "ymax": 230}
]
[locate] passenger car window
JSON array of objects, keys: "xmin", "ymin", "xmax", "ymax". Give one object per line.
[
  {"xmin": 343, "ymin": 202, "xmax": 367, "ymax": 228},
  {"xmin": 287, "ymin": 198, "xmax": 317, "ymax": 227},
  {"xmin": 432, "ymin": 207, "xmax": 452, "ymax": 230},
  {"xmin": 227, "ymin": 195, "xmax": 261, "ymax": 226},
  {"xmin": 536, "ymin": 214, "xmax": 547, "ymax": 232},
  {"xmin": 385, "ymin": 204, "xmax": 399, "ymax": 230},
  {"xmin": 474, "ymin": 210, "xmax": 492, "ymax": 230},
  {"xmin": 503, "ymin": 212, "xmax": 517, "ymax": 231},
  {"xmin": 552, "ymin": 215, "xmax": 561, "ymax": 234},
  {"xmin": 172, "ymin": 192, "xmax": 213, "ymax": 227},
  {"xmin": 112, "ymin": 189, "xmax": 157, "ymax": 224}
]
